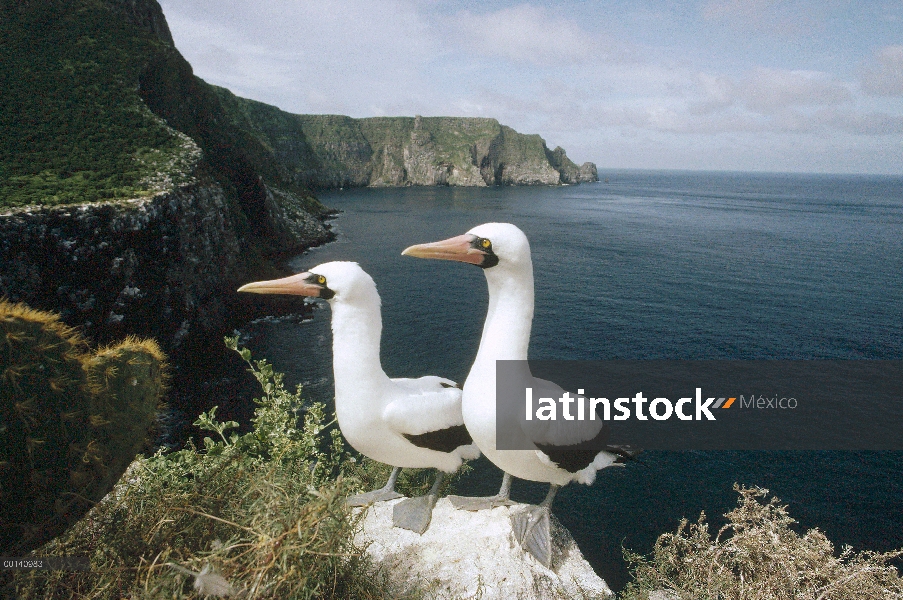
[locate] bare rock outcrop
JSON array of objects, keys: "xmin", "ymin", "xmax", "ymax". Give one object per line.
[{"xmin": 355, "ymin": 498, "xmax": 613, "ymax": 600}]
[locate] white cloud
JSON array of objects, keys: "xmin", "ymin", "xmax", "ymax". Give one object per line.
[
  {"xmin": 700, "ymin": 0, "xmax": 829, "ymax": 35},
  {"xmin": 689, "ymin": 73, "xmax": 736, "ymax": 114},
  {"xmin": 510, "ymin": 63, "xmax": 899, "ymax": 140},
  {"xmin": 860, "ymin": 45, "xmax": 903, "ymax": 96},
  {"xmin": 449, "ymin": 4, "xmax": 626, "ymax": 66},
  {"xmin": 685, "ymin": 68, "xmax": 854, "ymax": 118},
  {"xmin": 702, "ymin": 0, "xmax": 778, "ymax": 22},
  {"xmin": 161, "ymin": 0, "xmax": 443, "ymax": 114},
  {"xmin": 815, "ymin": 108, "xmax": 903, "ymax": 135},
  {"xmin": 738, "ymin": 68, "xmax": 852, "ymax": 113}
]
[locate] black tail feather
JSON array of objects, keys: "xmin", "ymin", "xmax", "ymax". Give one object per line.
[{"xmin": 606, "ymin": 444, "xmax": 642, "ymax": 463}]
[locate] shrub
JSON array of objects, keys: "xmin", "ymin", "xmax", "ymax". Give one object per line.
[
  {"xmin": 621, "ymin": 484, "xmax": 903, "ymax": 600},
  {"xmin": 10, "ymin": 337, "xmax": 405, "ymax": 599}
]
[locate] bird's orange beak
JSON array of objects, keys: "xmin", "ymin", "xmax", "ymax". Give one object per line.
[
  {"xmin": 402, "ymin": 234, "xmax": 485, "ymax": 265},
  {"xmin": 237, "ymin": 272, "xmax": 324, "ymax": 297}
]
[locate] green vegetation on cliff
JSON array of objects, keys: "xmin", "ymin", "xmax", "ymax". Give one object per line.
[
  {"xmin": 0, "ymin": 0, "xmax": 327, "ymax": 219},
  {"xmin": 0, "ymin": 0, "xmax": 195, "ymax": 207},
  {"xmin": 212, "ymin": 91, "xmax": 599, "ymax": 190},
  {"xmin": 9, "ymin": 339, "xmax": 436, "ymax": 599}
]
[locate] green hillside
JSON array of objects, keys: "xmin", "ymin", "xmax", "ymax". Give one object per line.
[
  {"xmin": 0, "ymin": 0, "xmax": 195, "ymax": 207},
  {"xmin": 212, "ymin": 94, "xmax": 597, "ymax": 189},
  {"xmin": 0, "ymin": 0, "xmax": 326, "ymax": 217}
]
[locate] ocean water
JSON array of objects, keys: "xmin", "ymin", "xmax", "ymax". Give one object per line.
[{"xmin": 241, "ymin": 171, "xmax": 903, "ymax": 591}]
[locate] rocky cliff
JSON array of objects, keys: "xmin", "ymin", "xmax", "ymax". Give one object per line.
[
  {"xmin": 0, "ymin": 180, "xmax": 329, "ymax": 352},
  {"xmin": 0, "ymin": 0, "xmax": 595, "ymax": 428},
  {"xmin": 212, "ymin": 89, "xmax": 599, "ymax": 189},
  {"xmin": 0, "ymin": 0, "xmax": 333, "ymax": 354},
  {"xmin": 356, "ymin": 498, "xmax": 613, "ymax": 599}
]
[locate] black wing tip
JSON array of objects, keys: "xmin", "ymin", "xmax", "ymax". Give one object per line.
[
  {"xmin": 403, "ymin": 424, "xmax": 472, "ymax": 454},
  {"xmin": 440, "ymin": 381, "xmax": 461, "ymax": 389}
]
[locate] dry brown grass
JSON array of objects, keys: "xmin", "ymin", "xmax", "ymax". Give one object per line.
[{"xmin": 621, "ymin": 484, "xmax": 903, "ymax": 600}]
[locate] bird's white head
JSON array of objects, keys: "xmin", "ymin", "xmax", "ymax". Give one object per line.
[
  {"xmin": 237, "ymin": 261, "xmax": 378, "ymax": 305},
  {"xmin": 401, "ymin": 222, "xmax": 531, "ymax": 272}
]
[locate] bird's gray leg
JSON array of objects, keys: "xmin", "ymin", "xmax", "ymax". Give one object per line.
[
  {"xmin": 346, "ymin": 466, "xmax": 404, "ymax": 506},
  {"xmin": 539, "ymin": 483, "xmax": 559, "ymax": 508},
  {"xmin": 498, "ymin": 471, "xmax": 513, "ymax": 500},
  {"xmin": 386, "ymin": 466, "xmax": 401, "ymax": 490},
  {"xmin": 448, "ymin": 471, "xmax": 517, "ymax": 511},
  {"xmin": 392, "ymin": 471, "xmax": 445, "ymax": 534},
  {"xmin": 511, "ymin": 484, "xmax": 559, "ymax": 569}
]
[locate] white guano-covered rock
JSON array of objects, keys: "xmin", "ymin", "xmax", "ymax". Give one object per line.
[{"xmin": 354, "ymin": 497, "xmax": 613, "ymax": 600}]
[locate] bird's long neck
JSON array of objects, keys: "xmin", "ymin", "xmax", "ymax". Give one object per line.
[
  {"xmin": 473, "ymin": 262, "xmax": 535, "ymax": 369},
  {"xmin": 330, "ymin": 295, "xmax": 389, "ymax": 400}
]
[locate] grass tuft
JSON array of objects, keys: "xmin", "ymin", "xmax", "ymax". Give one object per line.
[
  {"xmin": 621, "ymin": 483, "xmax": 903, "ymax": 600},
  {"xmin": 10, "ymin": 337, "xmax": 413, "ymax": 599}
]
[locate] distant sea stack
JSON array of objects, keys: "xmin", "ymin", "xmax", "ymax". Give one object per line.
[{"xmin": 211, "ymin": 89, "xmax": 599, "ymax": 189}]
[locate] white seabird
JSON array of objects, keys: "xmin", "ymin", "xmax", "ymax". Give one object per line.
[
  {"xmin": 402, "ymin": 223, "xmax": 637, "ymax": 566},
  {"xmin": 238, "ymin": 261, "xmax": 479, "ymax": 534}
]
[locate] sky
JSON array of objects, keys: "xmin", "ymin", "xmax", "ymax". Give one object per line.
[{"xmin": 158, "ymin": 0, "xmax": 903, "ymax": 174}]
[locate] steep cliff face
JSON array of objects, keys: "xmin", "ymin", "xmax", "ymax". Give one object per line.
[
  {"xmin": 213, "ymin": 91, "xmax": 599, "ymax": 190},
  {"xmin": 106, "ymin": 0, "xmax": 175, "ymax": 46},
  {"xmin": 547, "ymin": 146, "xmax": 599, "ymax": 184},
  {"xmin": 0, "ymin": 179, "xmax": 329, "ymax": 351},
  {"xmin": 0, "ymin": 0, "xmax": 332, "ymax": 353}
]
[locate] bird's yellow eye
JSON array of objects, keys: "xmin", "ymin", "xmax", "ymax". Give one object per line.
[
  {"xmin": 481, "ymin": 239, "xmax": 491, "ymax": 249},
  {"xmin": 317, "ymin": 275, "xmax": 326, "ymax": 285}
]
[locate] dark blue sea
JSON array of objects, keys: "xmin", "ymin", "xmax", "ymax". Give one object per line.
[{"xmin": 241, "ymin": 170, "xmax": 903, "ymax": 591}]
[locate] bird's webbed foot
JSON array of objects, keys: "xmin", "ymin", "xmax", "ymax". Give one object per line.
[
  {"xmin": 447, "ymin": 471, "xmax": 515, "ymax": 511},
  {"xmin": 510, "ymin": 505, "xmax": 552, "ymax": 569},
  {"xmin": 346, "ymin": 487, "xmax": 404, "ymax": 507},
  {"xmin": 392, "ymin": 494, "xmax": 438, "ymax": 534},
  {"xmin": 446, "ymin": 494, "xmax": 517, "ymax": 511},
  {"xmin": 392, "ymin": 471, "xmax": 444, "ymax": 534},
  {"xmin": 346, "ymin": 466, "xmax": 404, "ymax": 506}
]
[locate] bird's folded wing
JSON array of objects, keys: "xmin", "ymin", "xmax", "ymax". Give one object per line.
[{"xmin": 383, "ymin": 379, "xmax": 464, "ymax": 437}]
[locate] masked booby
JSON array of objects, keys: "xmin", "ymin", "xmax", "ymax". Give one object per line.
[
  {"xmin": 402, "ymin": 223, "xmax": 637, "ymax": 567},
  {"xmin": 238, "ymin": 261, "xmax": 479, "ymax": 534}
]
